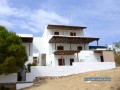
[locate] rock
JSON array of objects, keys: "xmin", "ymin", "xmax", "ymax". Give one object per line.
[{"xmin": 85, "ymin": 81, "xmax": 92, "ymax": 83}]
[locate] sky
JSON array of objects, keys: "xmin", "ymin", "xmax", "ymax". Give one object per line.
[{"xmin": 0, "ymin": 0, "xmax": 120, "ymax": 45}]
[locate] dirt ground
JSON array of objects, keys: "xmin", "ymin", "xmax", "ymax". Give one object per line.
[{"xmin": 22, "ymin": 67, "xmax": 120, "ymax": 90}]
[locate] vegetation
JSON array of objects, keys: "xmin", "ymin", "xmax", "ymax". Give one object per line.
[
  {"xmin": 113, "ymin": 42, "xmax": 120, "ymax": 66},
  {"xmin": 115, "ymin": 53, "xmax": 120, "ymax": 66},
  {"xmin": 0, "ymin": 26, "xmax": 28, "ymax": 75},
  {"xmin": 27, "ymin": 62, "xmax": 37, "ymax": 72},
  {"xmin": 113, "ymin": 42, "xmax": 120, "ymax": 48}
]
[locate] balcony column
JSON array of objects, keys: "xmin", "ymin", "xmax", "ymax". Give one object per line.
[
  {"xmin": 55, "ymin": 37, "xmax": 56, "ymax": 50},
  {"xmin": 55, "ymin": 43, "xmax": 56, "ymax": 50},
  {"xmin": 84, "ymin": 43, "xmax": 86, "ymax": 50},
  {"xmin": 77, "ymin": 53, "xmax": 79, "ymax": 62},
  {"xmin": 29, "ymin": 43, "xmax": 30, "ymax": 56},
  {"xmin": 61, "ymin": 53, "xmax": 64, "ymax": 65},
  {"xmin": 52, "ymin": 29, "xmax": 53, "ymax": 35},
  {"xmin": 97, "ymin": 40, "xmax": 99, "ymax": 46},
  {"xmin": 70, "ymin": 43, "xmax": 71, "ymax": 50}
]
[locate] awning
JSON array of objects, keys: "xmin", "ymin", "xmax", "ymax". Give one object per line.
[
  {"xmin": 49, "ymin": 36, "xmax": 99, "ymax": 44},
  {"xmin": 53, "ymin": 50, "xmax": 80, "ymax": 55}
]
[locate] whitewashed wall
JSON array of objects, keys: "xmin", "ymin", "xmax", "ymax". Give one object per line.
[
  {"xmin": 0, "ymin": 73, "xmax": 17, "ymax": 83},
  {"xmin": 33, "ymin": 37, "xmax": 49, "ymax": 65},
  {"xmin": 78, "ymin": 50, "xmax": 102, "ymax": 62},
  {"xmin": 24, "ymin": 42, "xmax": 33, "ymax": 65},
  {"xmin": 47, "ymin": 54, "xmax": 54, "ymax": 66},
  {"xmin": 46, "ymin": 29, "xmax": 84, "ymax": 36},
  {"xmin": 47, "ymin": 51, "xmax": 102, "ymax": 66},
  {"xmin": 24, "ymin": 43, "xmax": 33, "ymax": 56},
  {"xmin": 16, "ymin": 83, "xmax": 33, "ymax": 90},
  {"xmin": 25, "ymin": 56, "xmax": 34, "ymax": 65},
  {"xmin": 49, "ymin": 43, "xmax": 89, "ymax": 54},
  {"xmin": 33, "ymin": 37, "xmax": 47, "ymax": 54},
  {"xmin": 26, "ymin": 62, "xmax": 116, "ymax": 82},
  {"xmin": 54, "ymin": 55, "xmax": 78, "ymax": 66}
]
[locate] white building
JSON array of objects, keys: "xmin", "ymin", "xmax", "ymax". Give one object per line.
[
  {"xmin": 32, "ymin": 24, "xmax": 115, "ymax": 66},
  {"xmin": 0, "ymin": 24, "xmax": 116, "ymax": 85},
  {"xmin": 17, "ymin": 34, "xmax": 33, "ymax": 66}
]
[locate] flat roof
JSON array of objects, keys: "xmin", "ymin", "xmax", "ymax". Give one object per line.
[
  {"xmin": 47, "ymin": 24, "xmax": 86, "ymax": 30},
  {"xmin": 17, "ymin": 34, "xmax": 33, "ymax": 38},
  {"xmin": 49, "ymin": 36, "xmax": 99, "ymax": 44}
]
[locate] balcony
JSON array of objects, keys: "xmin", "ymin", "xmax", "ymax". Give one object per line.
[{"xmin": 49, "ymin": 36, "xmax": 99, "ymax": 44}]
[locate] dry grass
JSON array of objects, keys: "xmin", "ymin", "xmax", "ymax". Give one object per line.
[{"xmin": 22, "ymin": 67, "xmax": 120, "ymax": 90}]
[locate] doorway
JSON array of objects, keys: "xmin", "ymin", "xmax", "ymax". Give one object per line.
[
  {"xmin": 70, "ymin": 59, "xmax": 74, "ymax": 66},
  {"xmin": 41, "ymin": 54, "xmax": 46, "ymax": 66},
  {"xmin": 58, "ymin": 59, "xmax": 65, "ymax": 66},
  {"xmin": 100, "ymin": 56, "xmax": 104, "ymax": 62}
]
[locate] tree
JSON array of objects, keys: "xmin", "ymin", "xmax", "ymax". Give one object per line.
[
  {"xmin": 115, "ymin": 54, "xmax": 120, "ymax": 66},
  {"xmin": 113, "ymin": 42, "xmax": 120, "ymax": 48},
  {"xmin": 0, "ymin": 26, "xmax": 28, "ymax": 75}
]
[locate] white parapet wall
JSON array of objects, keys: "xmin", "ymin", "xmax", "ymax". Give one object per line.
[
  {"xmin": 26, "ymin": 62, "xmax": 116, "ymax": 82},
  {"xmin": 25, "ymin": 56, "xmax": 33, "ymax": 66},
  {"xmin": 0, "ymin": 73, "xmax": 17, "ymax": 83},
  {"xmin": 16, "ymin": 83, "xmax": 33, "ymax": 90},
  {"xmin": 73, "ymin": 62, "xmax": 116, "ymax": 70}
]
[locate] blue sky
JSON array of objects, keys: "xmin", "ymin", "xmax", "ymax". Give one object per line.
[{"xmin": 0, "ymin": 0, "xmax": 120, "ymax": 45}]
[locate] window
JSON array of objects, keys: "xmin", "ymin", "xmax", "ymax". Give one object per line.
[
  {"xmin": 77, "ymin": 46, "xmax": 82, "ymax": 50},
  {"xmin": 57, "ymin": 45, "xmax": 64, "ymax": 50},
  {"xmin": 54, "ymin": 32, "xmax": 59, "ymax": 35},
  {"xmin": 70, "ymin": 32, "xmax": 76, "ymax": 36},
  {"xmin": 33, "ymin": 57, "xmax": 37, "ymax": 62},
  {"xmin": 100, "ymin": 56, "xmax": 104, "ymax": 62}
]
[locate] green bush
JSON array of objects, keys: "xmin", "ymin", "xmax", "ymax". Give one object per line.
[
  {"xmin": 0, "ymin": 85, "xmax": 10, "ymax": 90},
  {"xmin": 32, "ymin": 62, "xmax": 37, "ymax": 66}
]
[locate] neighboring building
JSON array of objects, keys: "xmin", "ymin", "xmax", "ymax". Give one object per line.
[
  {"xmin": 17, "ymin": 34, "xmax": 33, "ymax": 65},
  {"xmin": 106, "ymin": 44, "xmax": 120, "ymax": 52},
  {"xmin": 32, "ymin": 24, "xmax": 115, "ymax": 66},
  {"xmin": 0, "ymin": 24, "xmax": 116, "ymax": 84}
]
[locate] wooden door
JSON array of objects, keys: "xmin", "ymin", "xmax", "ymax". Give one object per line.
[{"xmin": 58, "ymin": 59, "xmax": 65, "ymax": 66}]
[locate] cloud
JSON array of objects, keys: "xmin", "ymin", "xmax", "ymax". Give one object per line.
[
  {"xmin": 69, "ymin": 0, "xmax": 120, "ymax": 35},
  {"xmin": 0, "ymin": 0, "xmax": 13, "ymax": 16},
  {"xmin": 0, "ymin": 0, "xmax": 69, "ymax": 34},
  {"xmin": 30, "ymin": 9, "xmax": 69, "ymax": 30},
  {"xmin": 0, "ymin": 0, "xmax": 120, "ymax": 45}
]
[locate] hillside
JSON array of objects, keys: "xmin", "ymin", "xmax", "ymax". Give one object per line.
[{"xmin": 22, "ymin": 67, "xmax": 120, "ymax": 90}]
